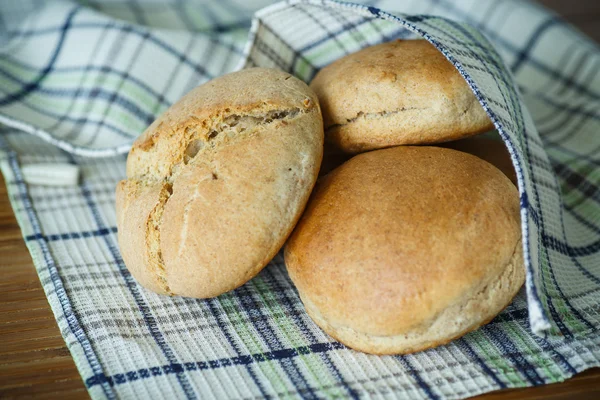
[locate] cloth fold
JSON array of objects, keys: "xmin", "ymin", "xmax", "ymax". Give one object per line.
[{"xmin": 1, "ymin": 0, "xmax": 599, "ymax": 398}]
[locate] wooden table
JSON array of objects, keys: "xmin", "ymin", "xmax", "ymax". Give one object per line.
[
  {"xmin": 0, "ymin": 175, "xmax": 88, "ymax": 399},
  {"xmin": 1, "ymin": 1, "xmax": 599, "ymax": 398}
]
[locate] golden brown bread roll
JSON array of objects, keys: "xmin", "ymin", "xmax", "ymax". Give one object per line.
[
  {"xmin": 285, "ymin": 146, "xmax": 524, "ymax": 355},
  {"xmin": 310, "ymin": 39, "xmax": 493, "ymax": 154},
  {"xmin": 116, "ymin": 68, "xmax": 323, "ymax": 298}
]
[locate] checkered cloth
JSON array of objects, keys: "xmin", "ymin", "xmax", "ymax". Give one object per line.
[{"xmin": 1, "ymin": 0, "xmax": 599, "ymax": 398}]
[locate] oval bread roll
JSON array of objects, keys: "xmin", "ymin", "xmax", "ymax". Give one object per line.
[
  {"xmin": 285, "ymin": 146, "xmax": 524, "ymax": 355},
  {"xmin": 116, "ymin": 68, "xmax": 323, "ymax": 298},
  {"xmin": 310, "ymin": 39, "xmax": 494, "ymax": 154}
]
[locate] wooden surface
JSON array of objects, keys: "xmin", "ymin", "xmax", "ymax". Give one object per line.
[
  {"xmin": 1, "ymin": 1, "xmax": 599, "ymax": 398},
  {"xmin": 0, "ymin": 174, "xmax": 88, "ymax": 399}
]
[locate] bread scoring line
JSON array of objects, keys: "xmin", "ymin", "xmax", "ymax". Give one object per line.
[
  {"xmin": 136, "ymin": 104, "xmax": 314, "ymax": 294},
  {"xmin": 325, "ymin": 106, "xmax": 426, "ymax": 132}
]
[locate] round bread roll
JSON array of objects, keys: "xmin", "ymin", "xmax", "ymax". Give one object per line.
[
  {"xmin": 116, "ymin": 68, "xmax": 323, "ymax": 298},
  {"xmin": 441, "ymin": 136, "xmax": 518, "ymax": 186},
  {"xmin": 310, "ymin": 39, "xmax": 494, "ymax": 154},
  {"xmin": 285, "ymin": 146, "xmax": 524, "ymax": 355}
]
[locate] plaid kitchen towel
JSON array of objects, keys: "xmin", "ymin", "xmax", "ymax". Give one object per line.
[{"xmin": 1, "ymin": 0, "xmax": 600, "ymax": 398}]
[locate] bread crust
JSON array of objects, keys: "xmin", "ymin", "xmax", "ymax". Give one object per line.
[
  {"xmin": 116, "ymin": 68, "xmax": 324, "ymax": 298},
  {"xmin": 310, "ymin": 39, "xmax": 494, "ymax": 154},
  {"xmin": 297, "ymin": 238, "xmax": 524, "ymax": 355},
  {"xmin": 285, "ymin": 146, "xmax": 524, "ymax": 354}
]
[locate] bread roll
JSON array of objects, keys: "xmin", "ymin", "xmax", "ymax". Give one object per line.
[
  {"xmin": 116, "ymin": 68, "xmax": 323, "ymax": 298},
  {"xmin": 310, "ymin": 39, "xmax": 493, "ymax": 154},
  {"xmin": 285, "ymin": 146, "xmax": 524, "ymax": 354}
]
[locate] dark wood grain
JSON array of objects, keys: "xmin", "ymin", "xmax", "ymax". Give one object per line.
[
  {"xmin": 0, "ymin": 174, "xmax": 88, "ymax": 398},
  {"xmin": 1, "ymin": 1, "xmax": 599, "ymax": 398}
]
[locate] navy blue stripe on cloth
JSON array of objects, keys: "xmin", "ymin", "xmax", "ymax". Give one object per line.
[
  {"xmin": 6, "ymin": 22, "xmax": 242, "ymax": 62},
  {"xmin": 546, "ymin": 163, "xmax": 599, "ymax": 210},
  {"xmin": 395, "ymin": 355, "xmax": 439, "ymax": 400},
  {"xmin": 537, "ymin": 106, "xmax": 591, "ymax": 143},
  {"xmin": 554, "ymin": 48, "xmax": 597, "ymax": 97},
  {"xmin": 492, "ymin": 313, "xmax": 577, "ymax": 376},
  {"xmin": 429, "ymin": 0, "xmax": 600, "ymax": 101},
  {"xmin": 0, "ymin": 7, "xmax": 79, "ymax": 106},
  {"xmin": 88, "ymin": 26, "xmax": 153, "ymax": 144},
  {"xmin": 0, "ymin": 56, "xmax": 170, "ymax": 108},
  {"xmin": 507, "ymin": 105, "xmax": 597, "ymax": 336},
  {"xmin": 546, "ymin": 140, "xmax": 600, "ymax": 168},
  {"xmin": 72, "ymin": 157, "xmax": 197, "ymax": 399},
  {"xmin": 295, "ymin": 11, "xmax": 409, "ymax": 61},
  {"xmin": 486, "ymin": 32, "xmax": 600, "ymax": 336},
  {"xmin": 205, "ymin": 297, "xmax": 270, "ymax": 398},
  {"xmin": 0, "ymin": 82, "xmax": 136, "ymax": 139},
  {"xmin": 562, "ymin": 201, "xmax": 600, "ymax": 237},
  {"xmin": 263, "ymin": 267, "xmax": 359, "ymax": 399},
  {"xmin": 516, "ymin": 322, "xmax": 577, "ymax": 375},
  {"xmin": 554, "ymin": 163, "xmax": 600, "ymax": 205},
  {"xmin": 481, "ymin": 325, "xmax": 544, "ymax": 385},
  {"xmin": 535, "ymin": 95, "xmax": 600, "ymax": 132},
  {"xmin": 543, "ymin": 234, "xmax": 600, "ymax": 258},
  {"xmin": 2, "ymin": 149, "xmax": 116, "ymax": 400},
  {"xmin": 85, "ymin": 342, "xmax": 345, "ymax": 389},
  {"xmin": 0, "ymin": 61, "xmax": 156, "ymax": 126},
  {"xmin": 433, "ymin": 15, "xmax": 594, "ymax": 336},
  {"xmin": 24, "ymin": 227, "xmax": 118, "ymax": 242},
  {"xmin": 46, "ymin": 21, "xmax": 116, "ymax": 140},
  {"xmin": 548, "ymin": 131, "xmax": 598, "ymax": 163},
  {"xmin": 245, "ymin": 19, "xmax": 317, "ymax": 80},
  {"xmin": 252, "ymin": 25, "xmax": 299, "ymax": 71},
  {"xmin": 455, "ymin": 338, "xmax": 507, "ymax": 389},
  {"xmin": 491, "ymin": 28, "xmax": 596, "ymax": 335},
  {"xmin": 233, "ymin": 282, "xmax": 317, "ymax": 398},
  {"xmin": 294, "ymin": 4, "xmax": 355, "ymax": 55},
  {"xmin": 511, "ymin": 16, "xmax": 562, "ymax": 73},
  {"xmin": 148, "ymin": 36, "xmax": 197, "ymax": 125}
]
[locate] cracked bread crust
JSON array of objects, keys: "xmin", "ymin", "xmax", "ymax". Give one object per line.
[
  {"xmin": 284, "ymin": 146, "xmax": 524, "ymax": 354},
  {"xmin": 310, "ymin": 39, "xmax": 494, "ymax": 154},
  {"xmin": 116, "ymin": 68, "xmax": 324, "ymax": 298}
]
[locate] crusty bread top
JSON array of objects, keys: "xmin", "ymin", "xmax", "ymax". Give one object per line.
[
  {"xmin": 285, "ymin": 146, "xmax": 521, "ymax": 336},
  {"xmin": 117, "ymin": 68, "xmax": 323, "ymax": 298},
  {"xmin": 127, "ymin": 67, "xmax": 319, "ymax": 182},
  {"xmin": 309, "ymin": 39, "xmax": 494, "ymax": 153}
]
